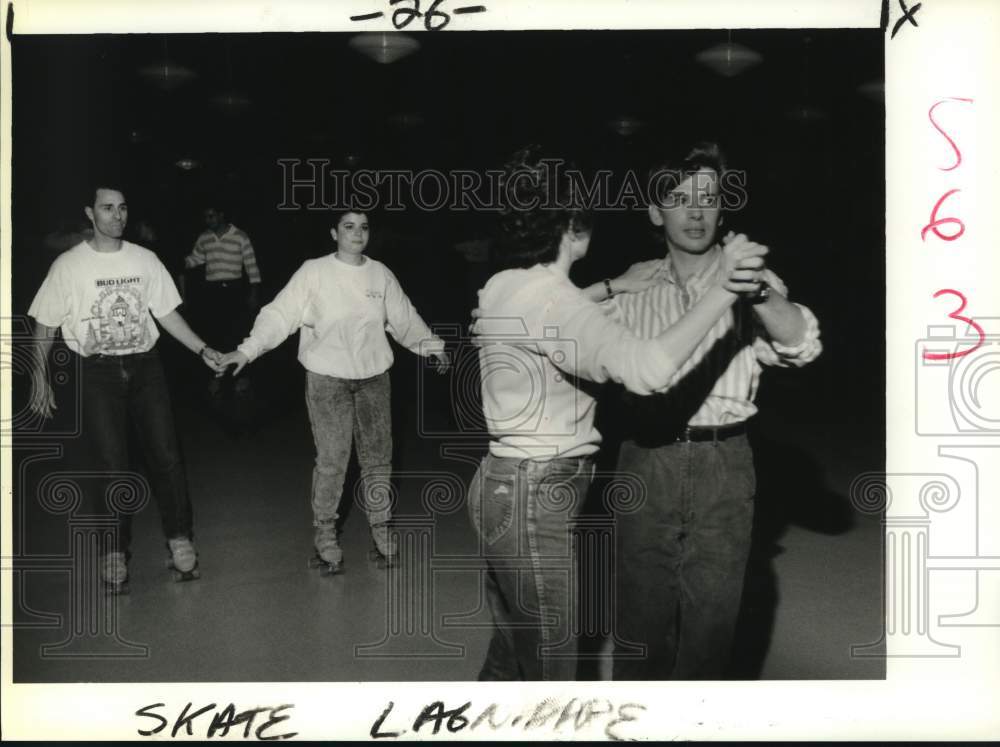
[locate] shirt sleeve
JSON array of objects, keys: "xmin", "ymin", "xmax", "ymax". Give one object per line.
[
  {"xmin": 147, "ymin": 256, "xmax": 183, "ymax": 318},
  {"xmin": 382, "ymin": 266, "xmax": 445, "ymax": 357},
  {"xmin": 751, "ymin": 269, "xmax": 823, "ymax": 367},
  {"xmin": 240, "ymin": 234, "xmax": 262, "ymax": 284},
  {"xmin": 597, "ymin": 294, "xmax": 627, "ymax": 325},
  {"xmin": 237, "ymin": 262, "xmax": 312, "ymax": 361},
  {"xmin": 536, "ymin": 287, "xmax": 689, "ymax": 396},
  {"xmin": 184, "ymin": 238, "xmax": 207, "ymax": 270},
  {"xmin": 27, "ymin": 258, "xmax": 72, "ymax": 328}
]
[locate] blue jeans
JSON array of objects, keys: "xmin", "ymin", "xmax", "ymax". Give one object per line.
[
  {"xmin": 613, "ymin": 434, "xmax": 755, "ymax": 680},
  {"xmin": 467, "ymin": 453, "xmax": 595, "ymax": 680},
  {"xmin": 80, "ymin": 349, "xmax": 193, "ymax": 553},
  {"xmin": 304, "ymin": 371, "xmax": 392, "ymax": 528}
]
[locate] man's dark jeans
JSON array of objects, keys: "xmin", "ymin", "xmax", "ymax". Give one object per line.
[
  {"xmin": 468, "ymin": 453, "xmax": 594, "ymax": 680},
  {"xmin": 80, "ymin": 349, "xmax": 193, "ymax": 553},
  {"xmin": 613, "ymin": 434, "xmax": 755, "ymax": 680}
]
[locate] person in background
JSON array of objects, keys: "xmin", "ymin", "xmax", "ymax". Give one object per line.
[{"xmin": 179, "ymin": 204, "xmax": 261, "ymax": 400}]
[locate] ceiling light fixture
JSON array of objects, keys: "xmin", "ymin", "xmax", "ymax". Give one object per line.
[
  {"xmin": 349, "ymin": 33, "xmax": 420, "ymax": 64},
  {"xmin": 609, "ymin": 116, "xmax": 644, "ymax": 137},
  {"xmin": 138, "ymin": 62, "xmax": 198, "ymax": 90},
  {"xmin": 695, "ymin": 42, "xmax": 763, "ymax": 77}
]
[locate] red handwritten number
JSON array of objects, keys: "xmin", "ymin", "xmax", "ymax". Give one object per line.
[
  {"xmin": 921, "ymin": 188, "xmax": 965, "ymax": 242},
  {"xmin": 923, "ymin": 289, "xmax": 986, "ymax": 361},
  {"xmin": 927, "ymin": 97, "xmax": 974, "ymax": 171}
]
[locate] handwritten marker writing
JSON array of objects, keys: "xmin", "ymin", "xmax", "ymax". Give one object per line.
[
  {"xmin": 921, "ymin": 188, "xmax": 965, "ymax": 242},
  {"xmin": 928, "ymin": 97, "xmax": 975, "ymax": 171},
  {"xmin": 923, "ymin": 289, "xmax": 986, "ymax": 361},
  {"xmin": 351, "ymin": 0, "xmax": 486, "ymax": 30}
]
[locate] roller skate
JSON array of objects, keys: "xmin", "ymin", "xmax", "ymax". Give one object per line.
[
  {"xmin": 308, "ymin": 525, "xmax": 344, "ymax": 575},
  {"xmin": 368, "ymin": 523, "xmax": 398, "ymax": 568},
  {"xmin": 102, "ymin": 551, "xmax": 129, "ymax": 595},
  {"xmin": 165, "ymin": 536, "xmax": 201, "ymax": 582}
]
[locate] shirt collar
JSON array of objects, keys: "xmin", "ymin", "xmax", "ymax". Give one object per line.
[{"xmin": 662, "ymin": 245, "xmax": 723, "ymax": 292}]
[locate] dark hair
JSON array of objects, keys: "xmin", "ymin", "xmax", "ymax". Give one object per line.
[
  {"xmin": 331, "ymin": 206, "xmax": 372, "ymax": 228},
  {"xmin": 494, "ymin": 144, "xmax": 594, "ymax": 270},
  {"xmin": 203, "ymin": 205, "xmax": 229, "ymax": 219},
  {"xmin": 85, "ymin": 181, "xmax": 127, "ymax": 208},
  {"xmin": 646, "ymin": 141, "xmax": 729, "ymax": 207}
]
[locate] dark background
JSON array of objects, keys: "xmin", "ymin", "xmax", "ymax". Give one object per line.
[
  {"xmin": 10, "ymin": 28, "xmax": 884, "ymax": 426},
  {"xmin": 9, "ymin": 29, "xmax": 885, "ymax": 681}
]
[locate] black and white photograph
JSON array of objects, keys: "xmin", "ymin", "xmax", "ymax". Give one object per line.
[{"xmin": 2, "ymin": 0, "xmax": 998, "ymax": 741}]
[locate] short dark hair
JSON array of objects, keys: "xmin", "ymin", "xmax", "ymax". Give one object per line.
[
  {"xmin": 494, "ymin": 144, "xmax": 594, "ymax": 270},
  {"xmin": 203, "ymin": 204, "xmax": 227, "ymax": 215},
  {"xmin": 331, "ymin": 206, "xmax": 372, "ymax": 228},
  {"xmin": 86, "ymin": 181, "xmax": 127, "ymax": 208},
  {"xmin": 647, "ymin": 141, "xmax": 729, "ymax": 207}
]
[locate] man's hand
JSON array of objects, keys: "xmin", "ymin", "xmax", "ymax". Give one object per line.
[
  {"xmin": 219, "ymin": 350, "xmax": 250, "ymax": 376},
  {"xmin": 29, "ymin": 368, "xmax": 56, "ymax": 419},
  {"xmin": 430, "ymin": 351, "xmax": 451, "ymax": 374},
  {"xmin": 200, "ymin": 346, "xmax": 226, "ymax": 375},
  {"xmin": 719, "ymin": 232, "xmax": 768, "ymax": 295}
]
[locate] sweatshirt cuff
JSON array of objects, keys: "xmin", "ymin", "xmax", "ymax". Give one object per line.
[{"xmin": 237, "ymin": 339, "xmax": 262, "ymax": 363}]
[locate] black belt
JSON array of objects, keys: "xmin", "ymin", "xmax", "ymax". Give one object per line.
[{"xmin": 675, "ymin": 422, "xmax": 747, "ymax": 443}]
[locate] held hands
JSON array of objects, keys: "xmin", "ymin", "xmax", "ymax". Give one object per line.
[
  {"xmin": 718, "ymin": 231, "xmax": 768, "ymax": 296},
  {"xmin": 200, "ymin": 346, "xmax": 227, "ymax": 376},
  {"xmin": 219, "ymin": 350, "xmax": 250, "ymax": 376}
]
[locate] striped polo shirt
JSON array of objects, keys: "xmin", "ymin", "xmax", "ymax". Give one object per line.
[
  {"xmin": 184, "ymin": 224, "xmax": 261, "ymax": 284},
  {"xmin": 605, "ymin": 247, "xmax": 822, "ymax": 427}
]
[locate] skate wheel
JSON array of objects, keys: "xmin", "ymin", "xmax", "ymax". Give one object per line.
[{"xmin": 319, "ymin": 562, "xmax": 344, "ymax": 576}]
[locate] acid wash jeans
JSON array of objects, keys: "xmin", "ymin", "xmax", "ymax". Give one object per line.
[
  {"xmin": 467, "ymin": 453, "xmax": 595, "ymax": 680},
  {"xmin": 304, "ymin": 371, "xmax": 393, "ymax": 531}
]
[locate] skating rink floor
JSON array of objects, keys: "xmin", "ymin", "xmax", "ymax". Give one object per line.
[{"xmin": 11, "ymin": 354, "xmax": 885, "ymax": 682}]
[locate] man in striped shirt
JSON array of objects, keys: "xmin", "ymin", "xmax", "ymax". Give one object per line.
[
  {"xmin": 605, "ymin": 142, "xmax": 822, "ymax": 680},
  {"xmin": 181, "ymin": 205, "xmax": 262, "ymax": 395}
]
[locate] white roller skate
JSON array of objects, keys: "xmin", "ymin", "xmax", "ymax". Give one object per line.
[
  {"xmin": 369, "ymin": 523, "xmax": 398, "ymax": 568},
  {"xmin": 166, "ymin": 537, "xmax": 201, "ymax": 582},
  {"xmin": 309, "ymin": 525, "xmax": 344, "ymax": 575},
  {"xmin": 102, "ymin": 551, "xmax": 129, "ymax": 595}
]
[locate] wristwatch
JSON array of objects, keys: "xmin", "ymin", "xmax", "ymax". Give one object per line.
[{"xmin": 751, "ymin": 280, "xmax": 770, "ymax": 304}]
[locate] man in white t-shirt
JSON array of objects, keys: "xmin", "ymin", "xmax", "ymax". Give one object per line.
[{"xmin": 28, "ymin": 182, "xmax": 225, "ymax": 593}]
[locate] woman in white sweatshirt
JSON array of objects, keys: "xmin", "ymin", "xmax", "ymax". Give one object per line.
[
  {"xmin": 469, "ymin": 146, "xmax": 768, "ymax": 680},
  {"xmin": 222, "ymin": 209, "xmax": 449, "ymax": 571}
]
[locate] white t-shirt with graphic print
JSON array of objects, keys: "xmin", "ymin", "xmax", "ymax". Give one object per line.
[{"xmin": 28, "ymin": 240, "xmax": 182, "ymax": 357}]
